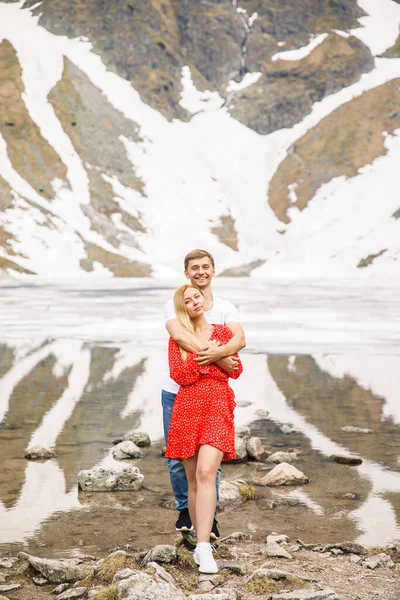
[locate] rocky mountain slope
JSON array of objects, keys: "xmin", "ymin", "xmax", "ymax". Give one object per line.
[{"xmin": 0, "ymin": 0, "xmax": 400, "ymax": 277}]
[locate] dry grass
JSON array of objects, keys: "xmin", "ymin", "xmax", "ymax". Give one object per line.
[
  {"xmin": 91, "ymin": 584, "xmax": 119, "ymax": 600},
  {"xmin": 176, "ymin": 543, "xmax": 197, "ymax": 569},
  {"xmin": 244, "ymin": 577, "xmax": 282, "ymax": 595},
  {"xmin": 95, "ymin": 553, "xmax": 137, "ymax": 585},
  {"xmin": 287, "ymin": 576, "xmax": 309, "ymax": 590},
  {"xmin": 237, "ymin": 482, "xmax": 257, "ymax": 501}
]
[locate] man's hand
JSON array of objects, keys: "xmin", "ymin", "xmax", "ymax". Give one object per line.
[
  {"xmin": 194, "ymin": 340, "xmax": 224, "ymax": 365},
  {"xmin": 216, "ymin": 356, "xmax": 240, "ymax": 372}
]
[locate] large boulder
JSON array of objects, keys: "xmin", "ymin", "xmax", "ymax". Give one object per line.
[
  {"xmin": 18, "ymin": 553, "xmax": 95, "ymax": 584},
  {"xmin": 114, "ymin": 568, "xmax": 185, "ymax": 600},
  {"xmin": 77, "ymin": 466, "xmax": 143, "ymax": 492},
  {"xmin": 259, "ymin": 463, "xmax": 309, "ymax": 486}
]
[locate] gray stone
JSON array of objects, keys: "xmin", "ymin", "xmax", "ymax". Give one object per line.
[
  {"xmin": 364, "ymin": 553, "xmax": 394, "ymax": 569},
  {"xmin": 218, "ymin": 480, "xmax": 243, "ymax": 509},
  {"xmin": 0, "ymin": 584, "xmax": 21, "ymax": 593},
  {"xmin": 255, "ymin": 409, "xmax": 270, "ymax": 418},
  {"xmin": 188, "ymin": 596, "xmax": 232, "ymax": 600},
  {"xmin": 33, "ymin": 576, "xmax": 49, "ymax": 585},
  {"xmin": 235, "ymin": 426, "xmax": 251, "ymax": 439},
  {"xmin": 18, "ymin": 553, "xmax": 94, "ymax": 584},
  {"xmin": 259, "ymin": 463, "xmax": 309, "ymax": 486},
  {"xmin": 114, "ymin": 431, "xmax": 151, "ymax": 447},
  {"xmin": 24, "ymin": 446, "xmax": 56, "ymax": 460},
  {"xmin": 280, "ymin": 425, "xmax": 299, "ymax": 434},
  {"xmin": 221, "ymin": 563, "xmax": 247, "ymax": 575},
  {"xmin": 52, "ymin": 583, "xmax": 70, "ymax": 594},
  {"xmin": 267, "ymin": 534, "xmax": 290, "ymax": 544},
  {"xmin": 146, "ymin": 563, "xmax": 175, "ymax": 584},
  {"xmin": 113, "ymin": 569, "xmax": 138, "ymax": 583},
  {"xmin": 57, "ymin": 588, "xmax": 88, "ymax": 600},
  {"xmin": 77, "ymin": 465, "xmax": 144, "ymax": 492},
  {"xmin": 0, "ymin": 558, "xmax": 17, "ymax": 569},
  {"xmin": 246, "ymin": 437, "xmax": 267, "ymax": 461},
  {"xmin": 219, "ymin": 531, "xmax": 252, "ymax": 545},
  {"xmin": 271, "ymin": 590, "xmax": 338, "ymax": 600},
  {"xmin": 349, "ymin": 555, "xmax": 362, "ymax": 564},
  {"xmin": 116, "ymin": 570, "xmax": 185, "ymax": 599},
  {"xmin": 197, "ymin": 580, "xmax": 214, "ymax": 593},
  {"xmin": 198, "ymin": 573, "xmax": 223, "ymax": 586},
  {"xmin": 342, "ymin": 426, "xmax": 373, "ymax": 434},
  {"xmin": 267, "ymin": 451, "xmax": 298, "ymax": 464},
  {"xmin": 233, "ymin": 437, "xmax": 248, "ymax": 462},
  {"xmin": 246, "ymin": 568, "xmax": 291, "ymax": 582},
  {"xmin": 141, "ymin": 545, "xmax": 177, "ymax": 566},
  {"xmin": 112, "ymin": 440, "xmax": 143, "ymax": 460},
  {"xmin": 236, "ymin": 400, "xmax": 252, "ymax": 408},
  {"xmin": 331, "ymin": 454, "xmax": 362, "ymax": 466},
  {"xmin": 215, "ymin": 589, "xmax": 237, "ymax": 599},
  {"xmin": 323, "ymin": 542, "xmax": 366, "ymax": 555},
  {"xmin": 264, "ymin": 542, "xmax": 293, "ymax": 559}
]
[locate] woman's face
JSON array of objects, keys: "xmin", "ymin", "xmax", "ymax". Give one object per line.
[{"xmin": 183, "ymin": 287, "xmax": 205, "ymax": 318}]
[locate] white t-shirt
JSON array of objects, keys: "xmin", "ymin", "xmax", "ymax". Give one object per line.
[{"xmin": 162, "ymin": 294, "xmax": 240, "ymax": 394}]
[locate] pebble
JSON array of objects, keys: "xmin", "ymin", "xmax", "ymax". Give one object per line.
[{"xmin": 33, "ymin": 576, "xmax": 48, "ymax": 585}]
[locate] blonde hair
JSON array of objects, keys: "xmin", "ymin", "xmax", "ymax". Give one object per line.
[
  {"xmin": 184, "ymin": 249, "xmax": 215, "ymax": 271},
  {"xmin": 173, "ymin": 284, "xmax": 203, "ymax": 360}
]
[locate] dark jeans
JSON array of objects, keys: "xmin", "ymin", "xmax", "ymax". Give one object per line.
[{"xmin": 161, "ymin": 389, "xmax": 221, "ymax": 513}]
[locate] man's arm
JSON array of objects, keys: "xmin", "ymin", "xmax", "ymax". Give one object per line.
[
  {"xmin": 195, "ymin": 321, "xmax": 246, "ymax": 366},
  {"xmin": 166, "ymin": 318, "xmax": 204, "ymax": 353}
]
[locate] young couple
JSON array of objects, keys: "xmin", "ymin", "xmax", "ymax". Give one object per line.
[{"xmin": 162, "ymin": 249, "xmax": 245, "ymax": 574}]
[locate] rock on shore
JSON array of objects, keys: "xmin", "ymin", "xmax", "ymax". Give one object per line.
[{"xmin": 77, "ymin": 465, "xmax": 144, "ymax": 492}]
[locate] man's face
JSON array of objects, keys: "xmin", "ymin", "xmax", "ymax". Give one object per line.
[{"xmin": 185, "ymin": 256, "xmax": 215, "ymax": 288}]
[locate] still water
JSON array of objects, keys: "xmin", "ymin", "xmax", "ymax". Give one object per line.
[{"xmin": 0, "ymin": 276, "xmax": 399, "ymax": 557}]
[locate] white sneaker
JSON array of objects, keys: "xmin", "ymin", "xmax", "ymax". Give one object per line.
[{"xmin": 193, "ymin": 542, "xmax": 218, "ymax": 573}]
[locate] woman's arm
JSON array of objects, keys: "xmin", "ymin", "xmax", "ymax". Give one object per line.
[{"xmin": 168, "ymin": 338, "xmax": 210, "ymax": 386}]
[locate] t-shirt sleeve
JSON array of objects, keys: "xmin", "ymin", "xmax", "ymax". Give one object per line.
[
  {"xmin": 223, "ymin": 300, "xmax": 240, "ymax": 324},
  {"xmin": 164, "ymin": 299, "xmax": 177, "ymax": 324}
]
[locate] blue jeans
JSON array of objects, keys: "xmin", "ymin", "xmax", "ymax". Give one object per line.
[{"xmin": 161, "ymin": 389, "xmax": 221, "ymax": 514}]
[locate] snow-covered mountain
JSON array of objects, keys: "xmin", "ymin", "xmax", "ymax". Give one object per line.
[{"xmin": 0, "ymin": 0, "xmax": 400, "ymax": 278}]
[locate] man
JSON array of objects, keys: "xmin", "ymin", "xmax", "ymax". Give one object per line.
[{"xmin": 161, "ymin": 249, "xmax": 246, "ymax": 539}]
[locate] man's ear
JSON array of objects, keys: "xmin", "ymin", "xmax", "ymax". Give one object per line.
[{"xmin": 184, "ymin": 270, "xmax": 189, "ymax": 280}]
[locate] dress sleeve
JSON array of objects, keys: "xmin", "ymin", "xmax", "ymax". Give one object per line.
[
  {"xmin": 216, "ymin": 325, "xmax": 243, "ymax": 380},
  {"xmin": 168, "ymin": 337, "xmax": 210, "ymax": 386}
]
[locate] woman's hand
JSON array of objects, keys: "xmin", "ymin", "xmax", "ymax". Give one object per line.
[
  {"xmin": 216, "ymin": 356, "xmax": 240, "ymax": 372},
  {"xmin": 194, "ymin": 340, "xmax": 224, "ymax": 365}
]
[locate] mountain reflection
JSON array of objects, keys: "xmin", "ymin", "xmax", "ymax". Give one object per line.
[{"xmin": 0, "ymin": 337, "xmax": 399, "ymax": 550}]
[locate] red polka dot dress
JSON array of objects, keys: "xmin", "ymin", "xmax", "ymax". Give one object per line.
[{"xmin": 165, "ymin": 325, "xmax": 243, "ymax": 462}]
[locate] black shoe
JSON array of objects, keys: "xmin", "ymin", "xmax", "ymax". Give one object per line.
[
  {"xmin": 175, "ymin": 508, "xmax": 193, "ymax": 532},
  {"xmin": 210, "ymin": 518, "xmax": 220, "ymax": 540}
]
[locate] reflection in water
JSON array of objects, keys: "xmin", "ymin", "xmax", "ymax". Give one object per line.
[
  {"xmin": 0, "ymin": 337, "xmax": 399, "ymax": 552},
  {"xmin": 1, "ymin": 276, "xmax": 400, "ymax": 552}
]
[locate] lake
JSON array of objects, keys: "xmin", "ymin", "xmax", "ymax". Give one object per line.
[{"xmin": 0, "ymin": 276, "xmax": 399, "ymax": 557}]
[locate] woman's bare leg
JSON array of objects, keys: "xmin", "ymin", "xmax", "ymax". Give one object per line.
[
  {"xmin": 183, "ymin": 455, "xmax": 198, "ymax": 531},
  {"xmin": 196, "ymin": 445, "xmax": 223, "ymax": 543}
]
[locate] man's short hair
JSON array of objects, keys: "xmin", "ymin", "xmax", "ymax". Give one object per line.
[{"xmin": 184, "ymin": 249, "xmax": 215, "ymax": 271}]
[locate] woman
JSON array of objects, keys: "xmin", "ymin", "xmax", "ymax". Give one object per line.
[{"xmin": 165, "ymin": 284, "xmax": 243, "ymax": 574}]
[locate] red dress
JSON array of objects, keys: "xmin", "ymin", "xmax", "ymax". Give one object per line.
[{"xmin": 165, "ymin": 324, "xmax": 243, "ymax": 462}]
